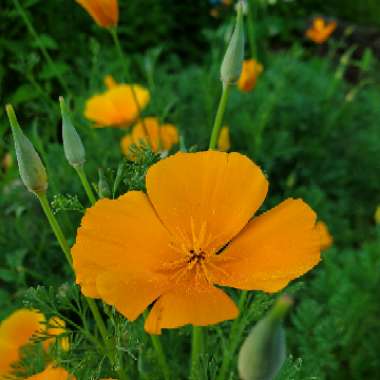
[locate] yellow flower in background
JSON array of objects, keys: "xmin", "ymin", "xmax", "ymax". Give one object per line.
[
  {"xmin": 84, "ymin": 76, "xmax": 150, "ymax": 128},
  {"xmin": 26, "ymin": 365, "xmax": 75, "ymax": 380},
  {"xmin": 72, "ymin": 151, "xmax": 320, "ymax": 334},
  {"xmin": 0, "ymin": 309, "xmax": 44, "ymax": 378},
  {"xmin": 217, "ymin": 127, "xmax": 230, "ymax": 152},
  {"xmin": 316, "ymin": 221, "xmax": 333, "ymax": 251},
  {"xmin": 237, "ymin": 59, "xmax": 263, "ymax": 92},
  {"xmin": 43, "ymin": 317, "xmax": 70, "ymax": 352},
  {"xmin": 1, "ymin": 152, "xmax": 13, "ymax": 172},
  {"xmin": 306, "ymin": 17, "xmax": 337, "ymax": 44},
  {"xmin": 75, "ymin": 0, "xmax": 118, "ymax": 28},
  {"xmin": 121, "ymin": 117, "xmax": 179, "ymax": 157},
  {"xmin": 0, "ymin": 310, "xmax": 70, "ymax": 378},
  {"xmin": 374, "ymin": 206, "xmax": 380, "ymax": 224}
]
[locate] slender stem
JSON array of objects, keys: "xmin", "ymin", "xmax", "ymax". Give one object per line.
[
  {"xmin": 37, "ymin": 192, "xmax": 72, "ymax": 265},
  {"xmin": 150, "ymin": 335, "xmax": 171, "ymax": 380},
  {"xmin": 209, "ymin": 84, "xmax": 231, "ymax": 150},
  {"xmin": 11, "ymin": 0, "xmax": 70, "ymax": 94},
  {"xmin": 37, "ymin": 192, "xmax": 129, "ymax": 380},
  {"xmin": 75, "ymin": 165, "xmax": 97, "ymax": 205},
  {"xmin": 247, "ymin": 0, "xmax": 258, "ymax": 59},
  {"xmin": 191, "ymin": 326, "xmax": 203, "ymax": 379},
  {"xmin": 216, "ymin": 291, "xmax": 248, "ymax": 380},
  {"xmin": 109, "ymin": 28, "xmax": 150, "ymax": 139}
]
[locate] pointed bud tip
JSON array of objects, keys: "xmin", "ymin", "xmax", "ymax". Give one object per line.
[
  {"xmin": 60, "ymin": 98, "xmax": 86, "ymax": 168},
  {"xmin": 6, "ymin": 105, "xmax": 48, "ymax": 194}
]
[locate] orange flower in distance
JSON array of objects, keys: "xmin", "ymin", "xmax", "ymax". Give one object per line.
[
  {"xmin": 0, "ymin": 309, "xmax": 44, "ymax": 377},
  {"xmin": 75, "ymin": 0, "xmax": 118, "ymax": 28},
  {"xmin": 26, "ymin": 365, "xmax": 75, "ymax": 380},
  {"xmin": 316, "ymin": 221, "xmax": 333, "ymax": 251},
  {"xmin": 84, "ymin": 76, "xmax": 150, "ymax": 128},
  {"xmin": 306, "ymin": 17, "xmax": 337, "ymax": 44},
  {"xmin": 43, "ymin": 317, "xmax": 70, "ymax": 352},
  {"xmin": 238, "ymin": 59, "xmax": 264, "ymax": 92},
  {"xmin": 121, "ymin": 117, "xmax": 179, "ymax": 157},
  {"xmin": 217, "ymin": 127, "xmax": 230, "ymax": 152},
  {"xmin": 72, "ymin": 151, "xmax": 321, "ymax": 334}
]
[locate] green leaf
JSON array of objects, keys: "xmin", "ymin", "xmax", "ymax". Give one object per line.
[{"xmin": 9, "ymin": 84, "xmax": 39, "ymax": 105}]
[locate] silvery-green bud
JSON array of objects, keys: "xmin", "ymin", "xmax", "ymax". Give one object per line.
[
  {"xmin": 6, "ymin": 104, "xmax": 48, "ymax": 194},
  {"xmin": 97, "ymin": 168, "xmax": 111, "ymax": 199},
  {"xmin": 60, "ymin": 96, "xmax": 86, "ymax": 168},
  {"xmin": 238, "ymin": 295, "xmax": 293, "ymax": 380},
  {"xmin": 220, "ymin": 0, "xmax": 245, "ymax": 85}
]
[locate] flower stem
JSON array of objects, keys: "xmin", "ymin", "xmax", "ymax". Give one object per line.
[
  {"xmin": 37, "ymin": 192, "xmax": 129, "ymax": 380},
  {"xmin": 150, "ymin": 334, "xmax": 171, "ymax": 380},
  {"xmin": 216, "ymin": 291, "xmax": 248, "ymax": 380},
  {"xmin": 209, "ymin": 84, "xmax": 231, "ymax": 150},
  {"xmin": 247, "ymin": 0, "xmax": 258, "ymax": 59},
  {"xmin": 109, "ymin": 28, "xmax": 150, "ymax": 138},
  {"xmin": 191, "ymin": 326, "xmax": 204, "ymax": 379},
  {"xmin": 75, "ymin": 165, "xmax": 97, "ymax": 205},
  {"xmin": 37, "ymin": 192, "xmax": 72, "ymax": 265},
  {"xmin": 11, "ymin": 0, "xmax": 70, "ymax": 95}
]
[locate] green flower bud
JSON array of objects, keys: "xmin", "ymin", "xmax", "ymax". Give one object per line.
[
  {"xmin": 5, "ymin": 104, "xmax": 48, "ymax": 194},
  {"xmin": 220, "ymin": 0, "xmax": 245, "ymax": 85},
  {"xmin": 238, "ymin": 295, "xmax": 293, "ymax": 380},
  {"xmin": 97, "ymin": 168, "xmax": 111, "ymax": 199},
  {"xmin": 59, "ymin": 96, "xmax": 86, "ymax": 168}
]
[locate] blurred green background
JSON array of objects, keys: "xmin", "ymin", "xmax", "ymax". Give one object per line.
[{"xmin": 1, "ymin": 1, "xmax": 380, "ymax": 379}]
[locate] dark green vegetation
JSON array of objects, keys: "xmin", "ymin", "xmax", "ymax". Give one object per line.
[{"xmin": 1, "ymin": 1, "xmax": 380, "ymax": 379}]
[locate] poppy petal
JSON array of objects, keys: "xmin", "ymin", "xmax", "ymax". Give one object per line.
[
  {"xmin": 146, "ymin": 151, "xmax": 268, "ymax": 253},
  {"xmin": 72, "ymin": 191, "xmax": 177, "ymax": 299},
  {"xmin": 144, "ymin": 285, "xmax": 238, "ymax": 334},
  {"xmin": 211, "ymin": 199, "xmax": 320, "ymax": 292},
  {"xmin": 96, "ymin": 271, "xmax": 170, "ymax": 321}
]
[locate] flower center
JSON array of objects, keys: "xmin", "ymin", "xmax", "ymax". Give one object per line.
[{"xmin": 187, "ymin": 249, "xmax": 206, "ymax": 264}]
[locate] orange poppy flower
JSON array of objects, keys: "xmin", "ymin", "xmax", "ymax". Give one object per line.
[
  {"xmin": 306, "ymin": 17, "xmax": 337, "ymax": 44},
  {"xmin": 121, "ymin": 117, "xmax": 179, "ymax": 157},
  {"xmin": 72, "ymin": 151, "xmax": 320, "ymax": 334},
  {"xmin": 0, "ymin": 309, "xmax": 44, "ymax": 377},
  {"xmin": 217, "ymin": 127, "xmax": 230, "ymax": 152},
  {"xmin": 237, "ymin": 59, "xmax": 264, "ymax": 92},
  {"xmin": 26, "ymin": 365, "xmax": 75, "ymax": 380},
  {"xmin": 85, "ymin": 76, "xmax": 150, "ymax": 128},
  {"xmin": 75, "ymin": 0, "xmax": 118, "ymax": 28},
  {"xmin": 316, "ymin": 221, "xmax": 333, "ymax": 251}
]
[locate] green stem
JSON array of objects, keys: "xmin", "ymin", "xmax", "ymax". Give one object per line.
[
  {"xmin": 191, "ymin": 326, "xmax": 203, "ymax": 379},
  {"xmin": 109, "ymin": 28, "xmax": 150, "ymax": 138},
  {"xmin": 37, "ymin": 192, "xmax": 129, "ymax": 380},
  {"xmin": 11, "ymin": 0, "xmax": 70, "ymax": 94},
  {"xmin": 150, "ymin": 335, "xmax": 171, "ymax": 380},
  {"xmin": 75, "ymin": 165, "xmax": 97, "ymax": 205},
  {"xmin": 216, "ymin": 291, "xmax": 248, "ymax": 380},
  {"xmin": 247, "ymin": 0, "xmax": 258, "ymax": 60},
  {"xmin": 37, "ymin": 192, "xmax": 72, "ymax": 265},
  {"xmin": 209, "ymin": 84, "xmax": 231, "ymax": 150}
]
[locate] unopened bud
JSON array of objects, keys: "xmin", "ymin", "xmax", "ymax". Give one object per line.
[
  {"xmin": 6, "ymin": 104, "xmax": 48, "ymax": 194},
  {"xmin": 220, "ymin": 0, "xmax": 245, "ymax": 85},
  {"xmin": 238, "ymin": 295, "xmax": 293, "ymax": 380},
  {"xmin": 60, "ymin": 96, "xmax": 86, "ymax": 168},
  {"xmin": 98, "ymin": 168, "xmax": 111, "ymax": 199}
]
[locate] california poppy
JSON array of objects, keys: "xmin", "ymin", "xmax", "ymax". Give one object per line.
[
  {"xmin": 26, "ymin": 365, "xmax": 75, "ymax": 380},
  {"xmin": 237, "ymin": 59, "xmax": 263, "ymax": 92},
  {"xmin": 121, "ymin": 117, "xmax": 179, "ymax": 157},
  {"xmin": 0, "ymin": 309, "xmax": 44, "ymax": 377},
  {"xmin": 75, "ymin": 0, "xmax": 118, "ymax": 28},
  {"xmin": 306, "ymin": 17, "xmax": 337, "ymax": 44},
  {"xmin": 84, "ymin": 76, "xmax": 150, "ymax": 128},
  {"xmin": 316, "ymin": 221, "xmax": 333, "ymax": 251},
  {"xmin": 72, "ymin": 151, "xmax": 320, "ymax": 334},
  {"xmin": 217, "ymin": 127, "xmax": 230, "ymax": 152}
]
